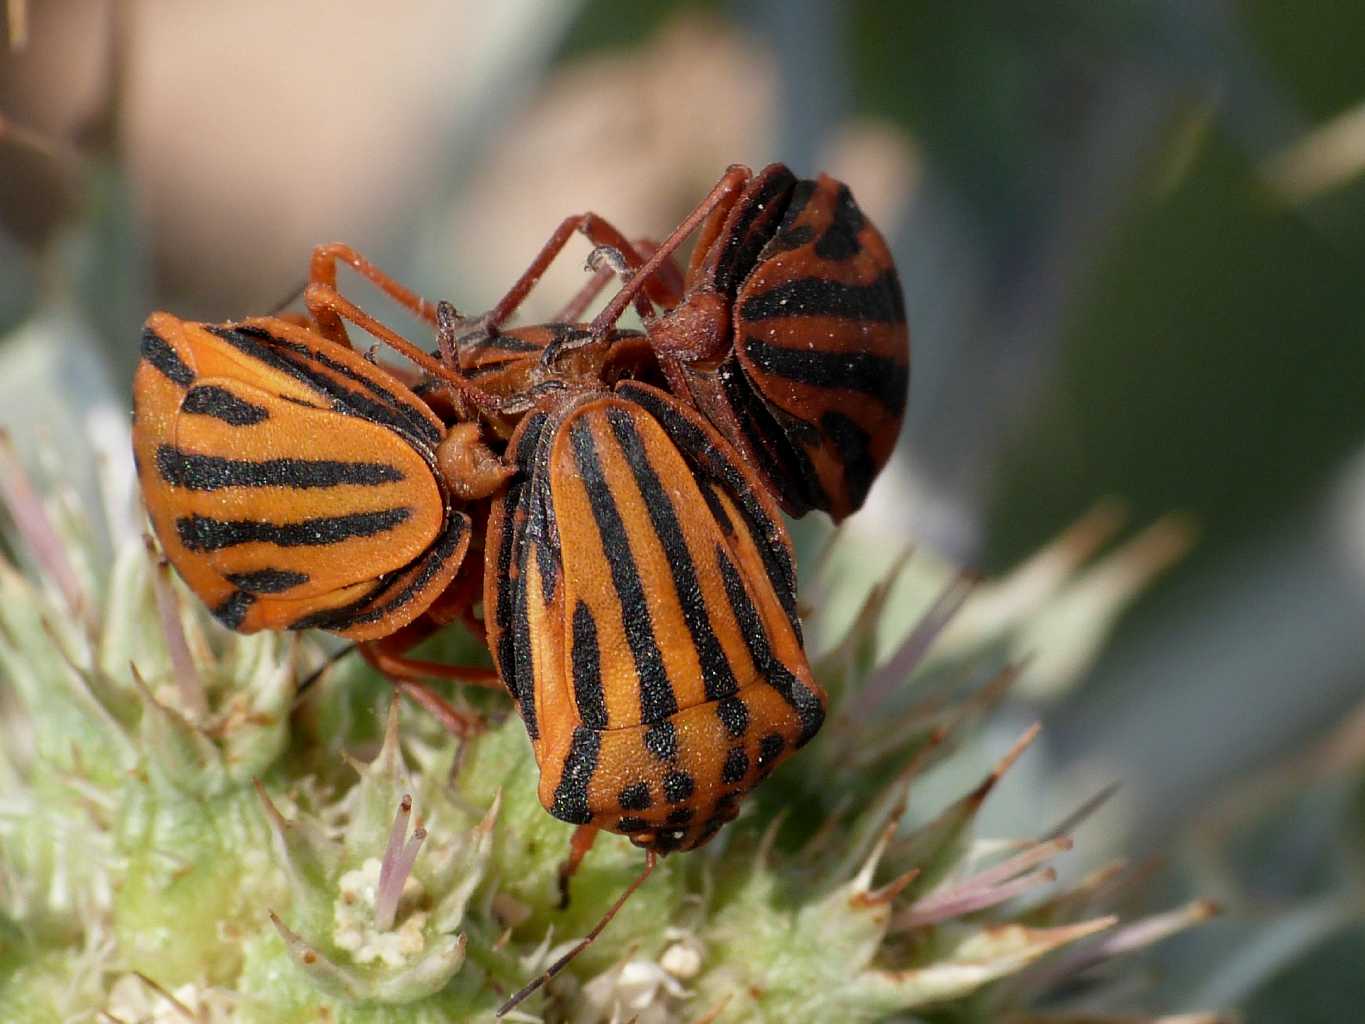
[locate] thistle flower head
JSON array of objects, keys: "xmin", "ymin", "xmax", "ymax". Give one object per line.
[{"xmin": 0, "ymin": 424, "xmax": 1221, "ymax": 1022}]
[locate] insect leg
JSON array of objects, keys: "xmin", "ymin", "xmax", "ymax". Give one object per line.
[
  {"xmin": 360, "ymin": 648, "xmax": 501, "ymax": 686},
  {"xmin": 624, "ymin": 237, "xmax": 685, "ymax": 306},
  {"xmin": 586, "ymin": 164, "xmax": 751, "ymax": 342},
  {"xmin": 358, "ymin": 642, "xmax": 500, "ymax": 739},
  {"xmin": 307, "ymin": 243, "xmax": 441, "ymax": 349},
  {"xmin": 359, "ymin": 625, "xmax": 503, "ymax": 688},
  {"xmin": 394, "ymin": 678, "xmax": 484, "ymax": 737},
  {"xmin": 303, "ymin": 282, "xmax": 503, "ymax": 417},
  {"xmin": 556, "ymin": 824, "xmax": 600, "ymax": 909},
  {"xmin": 497, "ymin": 851, "xmax": 658, "ymax": 1017},
  {"xmin": 552, "ymin": 235, "xmax": 685, "ymax": 323},
  {"xmin": 482, "ymin": 213, "xmax": 670, "ymax": 331}
]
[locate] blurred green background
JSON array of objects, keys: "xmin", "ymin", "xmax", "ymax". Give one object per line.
[{"xmin": 3, "ymin": 2, "xmax": 1364, "ymax": 1019}]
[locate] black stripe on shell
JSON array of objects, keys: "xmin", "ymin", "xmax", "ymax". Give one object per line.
[
  {"xmin": 662, "ymin": 770, "xmax": 695, "ymax": 804},
  {"xmin": 615, "ymin": 383, "xmax": 802, "ymax": 641},
  {"xmin": 511, "ymin": 536, "xmax": 541, "ymax": 740},
  {"xmin": 507, "ymin": 433, "xmax": 562, "ymax": 739},
  {"xmin": 716, "ymin": 695, "xmax": 749, "ymax": 738},
  {"xmin": 549, "ymin": 726, "xmax": 600, "ymax": 825},
  {"xmin": 721, "ymin": 746, "xmax": 749, "ymax": 784},
  {"xmin": 644, "ymin": 721, "xmax": 678, "ymax": 762},
  {"xmin": 490, "ymin": 411, "xmax": 548, "ymax": 704},
  {"xmin": 569, "ymin": 415, "xmax": 677, "ymax": 723},
  {"xmin": 488, "ymin": 488, "xmax": 524, "ymax": 700},
  {"xmin": 571, "ymin": 600, "xmax": 608, "ymax": 729},
  {"xmin": 155, "ymin": 445, "xmax": 405, "ymax": 492},
  {"xmin": 529, "ymin": 486, "xmax": 560, "ymax": 604},
  {"xmin": 811, "ymin": 183, "xmax": 866, "ymax": 262},
  {"xmin": 140, "ymin": 327, "xmax": 195, "ymax": 386},
  {"xmin": 207, "ymin": 325, "xmax": 442, "ymax": 449},
  {"xmin": 756, "ymin": 732, "xmax": 786, "ymax": 775},
  {"xmin": 225, "ymin": 569, "xmax": 309, "ymax": 594},
  {"xmin": 618, "ymin": 782, "xmax": 652, "ymax": 811},
  {"xmin": 175, "ymin": 507, "xmax": 411, "ymax": 552},
  {"xmin": 819, "ymin": 410, "xmax": 880, "ymax": 511},
  {"xmin": 710, "ymin": 164, "xmax": 798, "ymax": 296},
  {"xmin": 212, "ymin": 590, "xmax": 256, "ymax": 630},
  {"xmin": 738, "ymin": 270, "xmax": 906, "ymax": 325},
  {"xmin": 605, "ymin": 406, "xmax": 739, "ymax": 702},
  {"xmin": 181, "ymin": 385, "xmax": 269, "ymax": 426},
  {"xmin": 716, "ymin": 546, "xmax": 824, "ymax": 746},
  {"xmin": 717, "ymin": 353, "xmax": 826, "ymax": 516},
  {"xmin": 287, "ymin": 511, "xmax": 469, "ymax": 633},
  {"xmin": 741, "ymin": 335, "xmax": 908, "ymax": 417},
  {"xmin": 698, "ymin": 479, "xmax": 735, "ymax": 537}
]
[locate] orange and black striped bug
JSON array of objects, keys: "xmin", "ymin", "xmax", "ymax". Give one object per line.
[
  {"xmin": 402, "ymin": 291, "xmax": 829, "ymax": 856},
  {"xmin": 369, "ymin": 290, "xmax": 827, "ymax": 859},
  {"xmin": 133, "ymin": 312, "xmax": 472, "ymax": 638},
  {"xmin": 130, "ymin": 243, "xmax": 558, "ymax": 729},
  {"xmin": 302, "ymin": 241, "xmax": 831, "ymax": 858},
  {"xmin": 480, "ymin": 162, "xmax": 910, "ymax": 522},
  {"xmin": 484, "ymin": 378, "xmax": 825, "ymax": 854}
]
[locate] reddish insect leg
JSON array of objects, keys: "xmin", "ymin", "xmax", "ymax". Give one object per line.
[
  {"xmin": 304, "ymin": 282, "xmax": 503, "ymax": 417},
  {"xmin": 557, "ymin": 824, "xmax": 600, "ymax": 909},
  {"xmin": 392, "ymin": 680, "xmax": 481, "ymax": 738},
  {"xmin": 552, "ymin": 236, "xmax": 683, "ymax": 323},
  {"xmin": 498, "ymin": 851, "xmax": 659, "ymax": 1017},
  {"xmin": 587, "ymin": 164, "xmax": 751, "ymax": 342},
  {"xmin": 483, "ymin": 214, "xmax": 680, "ymax": 332},
  {"xmin": 359, "ymin": 607, "xmax": 502, "ymax": 688},
  {"xmin": 307, "ymin": 243, "xmax": 441, "ymax": 349},
  {"xmin": 359, "ymin": 644, "xmax": 501, "ymax": 686},
  {"xmin": 358, "ymin": 633, "xmax": 503, "ymax": 739}
]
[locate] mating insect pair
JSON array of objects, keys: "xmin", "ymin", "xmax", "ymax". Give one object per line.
[
  {"xmin": 132, "ymin": 162, "xmax": 907, "ymax": 1010},
  {"xmin": 134, "ymin": 161, "xmax": 907, "ymax": 849}
]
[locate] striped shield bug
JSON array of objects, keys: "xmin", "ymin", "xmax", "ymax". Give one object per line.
[
  {"xmin": 133, "ymin": 313, "xmax": 481, "ymax": 640},
  {"xmin": 132, "ymin": 303, "xmax": 521, "ymax": 728},
  {"xmin": 478, "ymin": 164, "xmax": 910, "ymax": 522},
  {"xmin": 484, "ymin": 378, "xmax": 826, "ymax": 856}
]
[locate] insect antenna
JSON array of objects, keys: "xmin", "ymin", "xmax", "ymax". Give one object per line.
[
  {"xmin": 293, "ymin": 644, "xmax": 356, "ymax": 704},
  {"xmin": 496, "ymin": 851, "xmax": 658, "ymax": 1017},
  {"xmin": 263, "ymin": 277, "xmax": 308, "ymax": 317}
]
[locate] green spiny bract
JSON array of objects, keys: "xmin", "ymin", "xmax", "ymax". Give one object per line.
[{"xmin": 0, "ymin": 436, "xmax": 1221, "ymax": 1023}]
